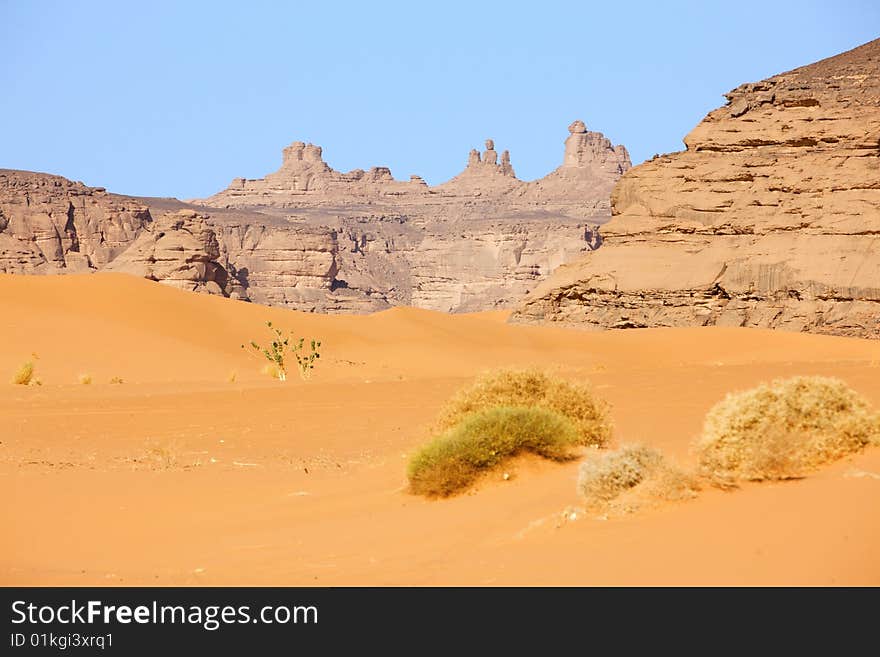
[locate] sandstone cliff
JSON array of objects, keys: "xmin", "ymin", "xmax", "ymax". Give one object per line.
[
  {"xmin": 102, "ymin": 210, "xmax": 233, "ymax": 296},
  {"xmin": 203, "ymin": 120, "xmax": 630, "ymax": 214},
  {"xmin": 514, "ymin": 39, "xmax": 880, "ymax": 338},
  {"xmin": 2, "ymin": 120, "xmax": 629, "ymax": 314},
  {"xmin": 194, "ymin": 120, "xmax": 628, "ymax": 312},
  {"xmin": 0, "ymin": 170, "xmax": 151, "ymax": 273}
]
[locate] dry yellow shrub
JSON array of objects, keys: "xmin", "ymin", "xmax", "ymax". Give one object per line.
[
  {"xmin": 696, "ymin": 376, "xmax": 880, "ymax": 485},
  {"xmin": 577, "ymin": 444, "xmax": 697, "ymax": 511},
  {"xmin": 436, "ymin": 369, "xmax": 612, "ymax": 447}
]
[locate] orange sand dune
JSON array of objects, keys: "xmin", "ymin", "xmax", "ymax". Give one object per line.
[{"xmin": 1, "ymin": 273, "xmax": 879, "ymax": 585}]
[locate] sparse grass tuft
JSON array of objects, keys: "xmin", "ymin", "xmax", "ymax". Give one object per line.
[
  {"xmin": 227, "ymin": 371, "xmax": 237, "ymax": 384},
  {"xmin": 577, "ymin": 444, "xmax": 697, "ymax": 512},
  {"xmin": 78, "ymin": 373, "xmax": 92, "ymax": 385},
  {"xmin": 409, "ymin": 405, "xmax": 579, "ymax": 497},
  {"xmin": 147, "ymin": 444, "xmax": 177, "ymax": 469},
  {"xmin": 109, "ymin": 376, "xmax": 124, "ymax": 385},
  {"xmin": 261, "ymin": 363, "xmax": 282, "ymax": 380},
  {"xmin": 436, "ymin": 369, "xmax": 612, "ymax": 447},
  {"xmin": 696, "ymin": 376, "xmax": 880, "ymax": 486},
  {"xmin": 12, "ymin": 361, "xmax": 35, "ymax": 385}
]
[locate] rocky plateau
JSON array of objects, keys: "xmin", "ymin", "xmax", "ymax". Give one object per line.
[{"xmin": 514, "ymin": 39, "xmax": 880, "ymax": 338}]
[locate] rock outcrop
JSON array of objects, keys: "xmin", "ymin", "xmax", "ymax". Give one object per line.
[
  {"xmin": 0, "ymin": 170, "xmax": 151, "ymax": 273},
  {"xmin": 436, "ymin": 139, "xmax": 521, "ymax": 195},
  {"xmin": 320, "ymin": 212, "xmax": 599, "ymax": 313},
  {"xmin": 103, "ymin": 210, "xmax": 233, "ymax": 296},
  {"xmin": 204, "ymin": 121, "xmax": 630, "ymax": 215},
  {"xmin": 514, "ymin": 39, "xmax": 880, "ymax": 338},
  {"xmin": 2, "ymin": 119, "xmax": 629, "ymax": 314},
  {"xmin": 219, "ymin": 140, "xmax": 424, "ymax": 203},
  {"xmin": 193, "ymin": 120, "xmax": 628, "ymax": 312}
]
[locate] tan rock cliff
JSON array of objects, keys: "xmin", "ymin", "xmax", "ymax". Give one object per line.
[
  {"xmin": 0, "ymin": 170, "xmax": 151, "ymax": 273},
  {"xmin": 513, "ymin": 39, "xmax": 880, "ymax": 338}
]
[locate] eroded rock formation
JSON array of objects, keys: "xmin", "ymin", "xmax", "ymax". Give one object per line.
[
  {"xmin": 2, "ymin": 119, "xmax": 629, "ymax": 313},
  {"xmin": 513, "ymin": 39, "xmax": 880, "ymax": 338},
  {"xmin": 0, "ymin": 170, "xmax": 151, "ymax": 273},
  {"xmin": 191, "ymin": 120, "xmax": 629, "ymax": 312},
  {"xmin": 103, "ymin": 210, "xmax": 233, "ymax": 296}
]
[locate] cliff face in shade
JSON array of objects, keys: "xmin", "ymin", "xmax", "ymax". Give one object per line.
[{"xmin": 513, "ymin": 39, "xmax": 880, "ymax": 338}]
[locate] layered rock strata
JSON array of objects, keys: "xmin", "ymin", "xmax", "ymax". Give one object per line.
[
  {"xmin": 514, "ymin": 39, "xmax": 880, "ymax": 338},
  {"xmin": 192, "ymin": 119, "xmax": 629, "ymax": 312},
  {"xmin": 2, "ymin": 119, "xmax": 630, "ymax": 313},
  {"xmin": 102, "ymin": 210, "xmax": 233, "ymax": 296},
  {"xmin": 0, "ymin": 170, "xmax": 151, "ymax": 273}
]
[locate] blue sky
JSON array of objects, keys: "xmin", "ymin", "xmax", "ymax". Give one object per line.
[{"xmin": 1, "ymin": 1, "xmax": 877, "ymax": 198}]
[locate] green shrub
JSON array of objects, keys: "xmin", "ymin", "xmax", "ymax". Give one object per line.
[
  {"xmin": 409, "ymin": 405, "xmax": 579, "ymax": 497},
  {"xmin": 242, "ymin": 321, "xmax": 321, "ymax": 381},
  {"xmin": 292, "ymin": 337, "xmax": 322, "ymax": 380},
  {"xmin": 436, "ymin": 369, "xmax": 612, "ymax": 447},
  {"xmin": 696, "ymin": 376, "xmax": 880, "ymax": 485}
]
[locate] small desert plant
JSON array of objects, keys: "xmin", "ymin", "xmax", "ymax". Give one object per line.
[
  {"xmin": 293, "ymin": 337, "xmax": 322, "ymax": 380},
  {"xmin": 577, "ymin": 444, "xmax": 697, "ymax": 511},
  {"xmin": 436, "ymin": 369, "xmax": 612, "ymax": 447},
  {"xmin": 242, "ymin": 321, "xmax": 321, "ymax": 381},
  {"xmin": 109, "ymin": 376, "xmax": 124, "ymax": 384},
  {"xmin": 78, "ymin": 373, "xmax": 92, "ymax": 385},
  {"xmin": 408, "ymin": 405, "xmax": 579, "ymax": 497},
  {"xmin": 12, "ymin": 361, "xmax": 34, "ymax": 385},
  {"xmin": 227, "ymin": 371, "xmax": 237, "ymax": 384},
  {"xmin": 695, "ymin": 376, "xmax": 880, "ymax": 486}
]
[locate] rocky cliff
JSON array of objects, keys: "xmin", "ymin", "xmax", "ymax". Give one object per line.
[
  {"xmin": 192, "ymin": 119, "xmax": 629, "ymax": 312},
  {"xmin": 0, "ymin": 172, "xmax": 347, "ymax": 305},
  {"xmin": 1, "ymin": 120, "xmax": 629, "ymax": 313},
  {"xmin": 513, "ymin": 39, "xmax": 880, "ymax": 338},
  {"xmin": 102, "ymin": 210, "xmax": 233, "ymax": 296},
  {"xmin": 202, "ymin": 120, "xmax": 629, "ymax": 214},
  {"xmin": 0, "ymin": 170, "xmax": 151, "ymax": 273}
]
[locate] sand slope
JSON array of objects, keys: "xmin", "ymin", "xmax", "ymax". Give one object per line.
[{"xmin": 1, "ymin": 273, "xmax": 879, "ymax": 585}]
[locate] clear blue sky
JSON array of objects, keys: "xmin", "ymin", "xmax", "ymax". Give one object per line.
[{"xmin": 1, "ymin": 1, "xmax": 877, "ymax": 198}]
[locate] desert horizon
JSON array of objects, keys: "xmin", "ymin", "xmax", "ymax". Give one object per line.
[{"xmin": 1, "ymin": 9, "xmax": 879, "ymax": 654}]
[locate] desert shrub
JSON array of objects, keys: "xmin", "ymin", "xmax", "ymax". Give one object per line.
[
  {"xmin": 242, "ymin": 321, "xmax": 321, "ymax": 381},
  {"xmin": 436, "ymin": 369, "xmax": 612, "ymax": 447},
  {"xmin": 11, "ymin": 361, "xmax": 34, "ymax": 385},
  {"xmin": 637, "ymin": 463, "xmax": 700, "ymax": 502},
  {"xmin": 78, "ymin": 373, "xmax": 92, "ymax": 385},
  {"xmin": 109, "ymin": 376, "xmax": 124, "ymax": 384},
  {"xmin": 577, "ymin": 444, "xmax": 697, "ymax": 511},
  {"xmin": 292, "ymin": 338, "xmax": 322, "ymax": 380},
  {"xmin": 696, "ymin": 376, "xmax": 880, "ymax": 485},
  {"xmin": 409, "ymin": 405, "xmax": 579, "ymax": 497}
]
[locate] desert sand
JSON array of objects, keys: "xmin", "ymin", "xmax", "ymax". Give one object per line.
[{"xmin": 2, "ymin": 273, "xmax": 879, "ymax": 585}]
